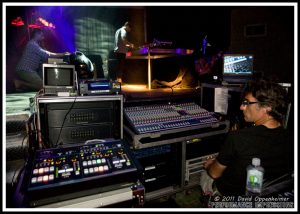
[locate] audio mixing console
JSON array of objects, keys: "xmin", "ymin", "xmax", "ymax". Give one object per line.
[
  {"xmin": 124, "ymin": 102, "xmax": 219, "ymax": 134},
  {"xmin": 25, "ymin": 139, "xmax": 138, "ymax": 207}
]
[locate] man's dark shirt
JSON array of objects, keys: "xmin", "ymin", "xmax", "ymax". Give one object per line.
[{"xmin": 216, "ymin": 125, "xmax": 294, "ymax": 195}]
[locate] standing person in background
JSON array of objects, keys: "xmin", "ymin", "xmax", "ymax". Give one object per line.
[
  {"xmin": 15, "ymin": 28, "xmax": 70, "ymax": 91},
  {"xmin": 113, "ymin": 21, "xmax": 134, "ymax": 83}
]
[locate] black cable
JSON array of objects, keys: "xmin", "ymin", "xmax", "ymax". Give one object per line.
[
  {"xmin": 11, "ymin": 132, "xmax": 28, "ymax": 188},
  {"xmin": 54, "ymin": 96, "xmax": 77, "ymax": 148},
  {"xmin": 168, "ymin": 86, "xmax": 174, "ymax": 104}
]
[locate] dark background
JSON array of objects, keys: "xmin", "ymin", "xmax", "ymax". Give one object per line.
[{"xmin": 5, "ymin": 5, "xmax": 295, "ymax": 92}]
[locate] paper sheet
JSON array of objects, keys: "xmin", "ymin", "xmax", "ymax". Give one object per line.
[{"xmin": 214, "ymin": 87, "xmax": 228, "ymax": 114}]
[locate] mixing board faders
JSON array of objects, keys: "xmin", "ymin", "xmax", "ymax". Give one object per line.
[{"xmin": 124, "ymin": 102, "xmax": 219, "ymax": 134}]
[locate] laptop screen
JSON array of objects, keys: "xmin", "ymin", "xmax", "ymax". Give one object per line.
[{"xmin": 222, "ymin": 54, "xmax": 254, "ymax": 84}]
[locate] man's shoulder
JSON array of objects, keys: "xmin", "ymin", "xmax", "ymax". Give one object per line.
[
  {"xmin": 228, "ymin": 125, "xmax": 290, "ymax": 140},
  {"xmin": 225, "ymin": 126, "xmax": 265, "ymax": 143},
  {"xmin": 27, "ymin": 40, "xmax": 40, "ymax": 48},
  {"xmin": 229, "ymin": 125, "xmax": 258, "ymax": 135},
  {"xmin": 117, "ymin": 27, "xmax": 126, "ymax": 32},
  {"xmin": 27, "ymin": 39, "xmax": 37, "ymax": 45}
]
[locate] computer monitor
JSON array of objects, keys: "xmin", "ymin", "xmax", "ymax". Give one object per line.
[
  {"xmin": 43, "ymin": 63, "xmax": 76, "ymax": 95},
  {"xmin": 222, "ymin": 54, "xmax": 254, "ymax": 84}
]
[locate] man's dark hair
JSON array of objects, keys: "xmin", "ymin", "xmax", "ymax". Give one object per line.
[
  {"xmin": 243, "ymin": 79, "xmax": 289, "ymax": 123},
  {"xmin": 31, "ymin": 28, "xmax": 43, "ymax": 39},
  {"xmin": 124, "ymin": 21, "xmax": 131, "ymax": 28}
]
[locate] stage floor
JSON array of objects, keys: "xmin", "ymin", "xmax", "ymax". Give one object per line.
[
  {"xmin": 4, "ymin": 86, "xmax": 201, "ymax": 151},
  {"xmin": 5, "ymin": 86, "xmax": 201, "ymax": 116},
  {"xmin": 4, "ymin": 85, "xmax": 201, "ymax": 143},
  {"xmin": 121, "ymin": 84, "xmax": 201, "ymax": 104},
  {"xmin": 5, "ymin": 91, "xmax": 36, "ymax": 116}
]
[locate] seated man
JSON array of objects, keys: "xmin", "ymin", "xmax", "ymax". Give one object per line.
[
  {"xmin": 15, "ymin": 28, "xmax": 70, "ymax": 91},
  {"xmin": 203, "ymin": 79, "xmax": 294, "ymax": 196}
]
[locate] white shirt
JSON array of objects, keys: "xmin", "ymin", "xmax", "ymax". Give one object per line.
[{"xmin": 114, "ymin": 26, "xmax": 128, "ymax": 54}]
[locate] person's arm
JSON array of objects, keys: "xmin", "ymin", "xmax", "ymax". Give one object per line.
[
  {"xmin": 204, "ymin": 158, "xmax": 227, "ymax": 179},
  {"xmin": 204, "ymin": 132, "xmax": 236, "ymax": 179},
  {"xmin": 36, "ymin": 42, "xmax": 70, "ymax": 58},
  {"xmin": 122, "ymin": 38, "xmax": 134, "ymax": 49},
  {"xmin": 121, "ymin": 29, "xmax": 134, "ymax": 49}
]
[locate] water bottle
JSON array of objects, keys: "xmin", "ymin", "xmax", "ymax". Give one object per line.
[{"xmin": 245, "ymin": 158, "xmax": 264, "ymax": 196}]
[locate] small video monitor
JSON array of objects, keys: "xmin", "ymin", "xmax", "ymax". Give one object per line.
[{"xmin": 42, "ymin": 63, "xmax": 76, "ymax": 95}]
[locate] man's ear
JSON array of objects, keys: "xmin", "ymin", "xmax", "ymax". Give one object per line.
[{"xmin": 264, "ymin": 106, "xmax": 272, "ymax": 114}]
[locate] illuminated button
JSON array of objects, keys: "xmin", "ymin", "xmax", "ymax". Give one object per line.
[
  {"xmin": 101, "ymin": 158, "xmax": 106, "ymax": 163},
  {"xmin": 120, "ymin": 159, "xmax": 126, "ymax": 163},
  {"xmin": 126, "ymin": 161, "xmax": 131, "ymax": 166},
  {"xmin": 89, "ymin": 168, "xmax": 94, "ymax": 173},
  {"xmin": 43, "ymin": 175, "xmax": 49, "ymax": 182},
  {"xmin": 58, "ymin": 169, "xmax": 66, "ymax": 174},
  {"xmin": 38, "ymin": 168, "xmax": 44, "ymax": 174},
  {"xmin": 66, "ymin": 168, "xmax": 73, "ymax": 172},
  {"xmin": 44, "ymin": 167, "xmax": 49, "ymax": 173},
  {"xmin": 82, "ymin": 161, "xmax": 87, "ymax": 166},
  {"xmin": 31, "ymin": 177, "xmax": 37, "ymax": 184},
  {"xmin": 75, "ymin": 171, "xmax": 80, "ymax": 176},
  {"xmin": 113, "ymin": 160, "xmax": 119, "ymax": 164},
  {"xmin": 87, "ymin": 160, "xmax": 92, "ymax": 166},
  {"xmin": 37, "ymin": 176, "xmax": 43, "ymax": 183},
  {"xmin": 49, "ymin": 174, "xmax": 54, "ymax": 181},
  {"xmin": 115, "ymin": 163, "xmax": 123, "ymax": 168},
  {"xmin": 92, "ymin": 160, "xmax": 96, "ymax": 165},
  {"xmin": 49, "ymin": 166, "xmax": 54, "ymax": 172},
  {"xmin": 33, "ymin": 169, "xmax": 38, "ymax": 175},
  {"xmin": 94, "ymin": 167, "xmax": 99, "ymax": 172},
  {"xmin": 104, "ymin": 165, "xmax": 109, "ymax": 171},
  {"xmin": 96, "ymin": 159, "xmax": 101, "ymax": 164},
  {"xmin": 84, "ymin": 169, "xmax": 89, "ymax": 174},
  {"xmin": 99, "ymin": 166, "xmax": 104, "ymax": 172}
]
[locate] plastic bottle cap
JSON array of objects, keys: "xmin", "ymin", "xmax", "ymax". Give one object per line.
[{"xmin": 252, "ymin": 158, "xmax": 261, "ymax": 166}]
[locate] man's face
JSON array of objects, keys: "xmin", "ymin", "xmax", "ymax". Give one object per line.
[
  {"xmin": 125, "ymin": 25, "xmax": 131, "ymax": 32},
  {"xmin": 240, "ymin": 93, "xmax": 267, "ymax": 123},
  {"xmin": 36, "ymin": 32, "xmax": 45, "ymax": 42}
]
